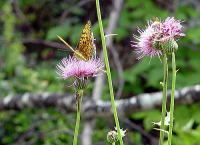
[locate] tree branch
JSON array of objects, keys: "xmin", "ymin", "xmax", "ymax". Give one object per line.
[
  {"xmin": 22, "ymin": 38, "xmax": 70, "ymax": 51},
  {"xmin": 1, "ymin": 85, "xmax": 200, "ymax": 118}
]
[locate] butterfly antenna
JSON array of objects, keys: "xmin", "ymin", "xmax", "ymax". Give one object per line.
[
  {"xmin": 57, "ymin": 35, "xmax": 87, "ymax": 61},
  {"xmin": 57, "ymin": 35, "xmax": 76, "ymax": 53}
]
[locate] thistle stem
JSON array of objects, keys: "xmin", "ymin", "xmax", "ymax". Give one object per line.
[
  {"xmin": 159, "ymin": 53, "xmax": 168, "ymax": 145},
  {"xmin": 73, "ymin": 89, "xmax": 83, "ymax": 145},
  {"xmin": 95, "ymin": 0, "xmax": 124, "ymax": 145},
  {"xmin": 167, "ymin": 52, "xmax": 176, "ymax": 145}
]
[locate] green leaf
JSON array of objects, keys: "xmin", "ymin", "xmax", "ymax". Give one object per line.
[
  {"xmin": 69, "ymin": 24, "xmax": 82, "ymax": 45},
  {"xmin": 46, "ymin": 23, "xmax": 71, "ymax": 40},
  {"xmin": 147, "ymin": 67, "xmax": 163, "ymax": 87},
  {"xmin": 132, "ymin": 109, "xmax": 161, "ymax": 131},
  {"xmin": 174, "ymin": 106, "xmax": 192, "ymax": 128},
  {"xmin": 187, "ymin": 27, "xmax": 200, "ymax": 44}
]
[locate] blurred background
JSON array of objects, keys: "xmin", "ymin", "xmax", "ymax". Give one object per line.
[{"xmin": 0, "ymin": 0, "xmax": 200, "ymax": 145}]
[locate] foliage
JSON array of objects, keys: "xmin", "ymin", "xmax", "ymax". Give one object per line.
[
  {"xmin": 0, "ymin": 109, "xmax": 75, "ymax": 145},
  {"xmin": 131, "ymin": 103, "xmax": 200, "ymax": 145}
]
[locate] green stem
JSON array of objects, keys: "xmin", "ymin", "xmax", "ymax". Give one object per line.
[
  {"xmin": 73, "ymin": 89, "xmax": 83, "ymax": 145},
  {"xmin": 159, "ymin": 53, "xmax": 168, "ymax": 145},
  {"xmin": 95, "ymin": 0, "xmax": 124, "ymax": 145},
  {"xmin": 112, "ymin": 142, "xmax": 116, "ymax": 145},
  {"xmin": 167, "ymin": 52, "xmax": 176, "ymax": 145}
]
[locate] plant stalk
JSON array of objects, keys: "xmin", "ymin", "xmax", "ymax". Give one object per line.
[
  {"xmin": 73, "ymin": 89, "xmax": 83, "ymax": 145},
  {"xmin": 95, "ymin": 0, "xmax": 124, "ymax": 145},
  {"xmin": 159, "ymin": 53, "xmax": 168, "ymax": 145},
  {"xmin": 167, "ymin": 52, "xmax": 176, "ymax": 145}
]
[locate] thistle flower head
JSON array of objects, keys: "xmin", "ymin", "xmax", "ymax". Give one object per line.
[
  {"xmin": 132, "ymin": 21, "xmax": 163, "ymax": 59},
  {"xmin": 132, "ymin": 17, "xmax": 185, "ymax": 59},
  {"xmin": 56, "ymin": 56, "xmax": 104, "ymax": 80},
  {"xmin": 56, "ymin": 56, "xmax": 104, "ymax": 89}
]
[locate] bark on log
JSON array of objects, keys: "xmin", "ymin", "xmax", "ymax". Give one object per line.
[{"xmin": 0, "ymin": 85, "xmax": 200, "ymax": 118}]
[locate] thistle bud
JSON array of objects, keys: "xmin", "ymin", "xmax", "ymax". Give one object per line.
[
  {"xmin": 161, "ymin": 38, "xmax": 178, "ymax": 54},
  {"xmin": 107, "ymin": 130, "xmax": 118, "ymax": 144}
]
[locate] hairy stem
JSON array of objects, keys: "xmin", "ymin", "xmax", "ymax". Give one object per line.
[
  {"xmin": 167, "ymin": 52, "xmax": 176, "ymax": 145},
  {"xmin": 95, "ymin": 0, "xmax": 124, "ymax": 145},
  {"xmin": 159, "ymin": 53, "xmax": 168, "ymax": 145},
  {"xmin": 73, "ymin": 89, "xmax": 83, "ymax": 145}
]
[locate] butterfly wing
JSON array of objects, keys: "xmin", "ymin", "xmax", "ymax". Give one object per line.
[{"xmin": 75, "ymin": 20, "xmax": 94, "ymax": 60}]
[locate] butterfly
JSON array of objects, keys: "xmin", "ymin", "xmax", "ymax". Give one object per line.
[
  {"xmin": 74, "ymin": 20, "xmax": 96, "ymax": 60},
  {"xmin": 57, "ymin": 20, "xmax": 96, "ymax": 61}
]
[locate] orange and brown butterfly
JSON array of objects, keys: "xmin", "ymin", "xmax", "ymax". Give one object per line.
[
  {"xmin": 57, "ymin": 20, "xmax": 96, "ymax": 61},
  {"xmin": 74, "ymin": 20, "xmax": 96, "ymax": 60}
]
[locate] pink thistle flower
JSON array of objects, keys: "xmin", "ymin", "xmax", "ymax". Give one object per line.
[
  {"xmin": 161, "ymin": 17, "xmax": 185, "ymax": 38},
  {"xmin": 132, "ymin": 21, "xmax": 162, "ymax": 59},
  {"xmin": 132, "ymin": 17, "xmax": 185, "ymax": 59},
  {"xmin": 56, "ymin": 56, "xmax": 104, "ymax": 80}
]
